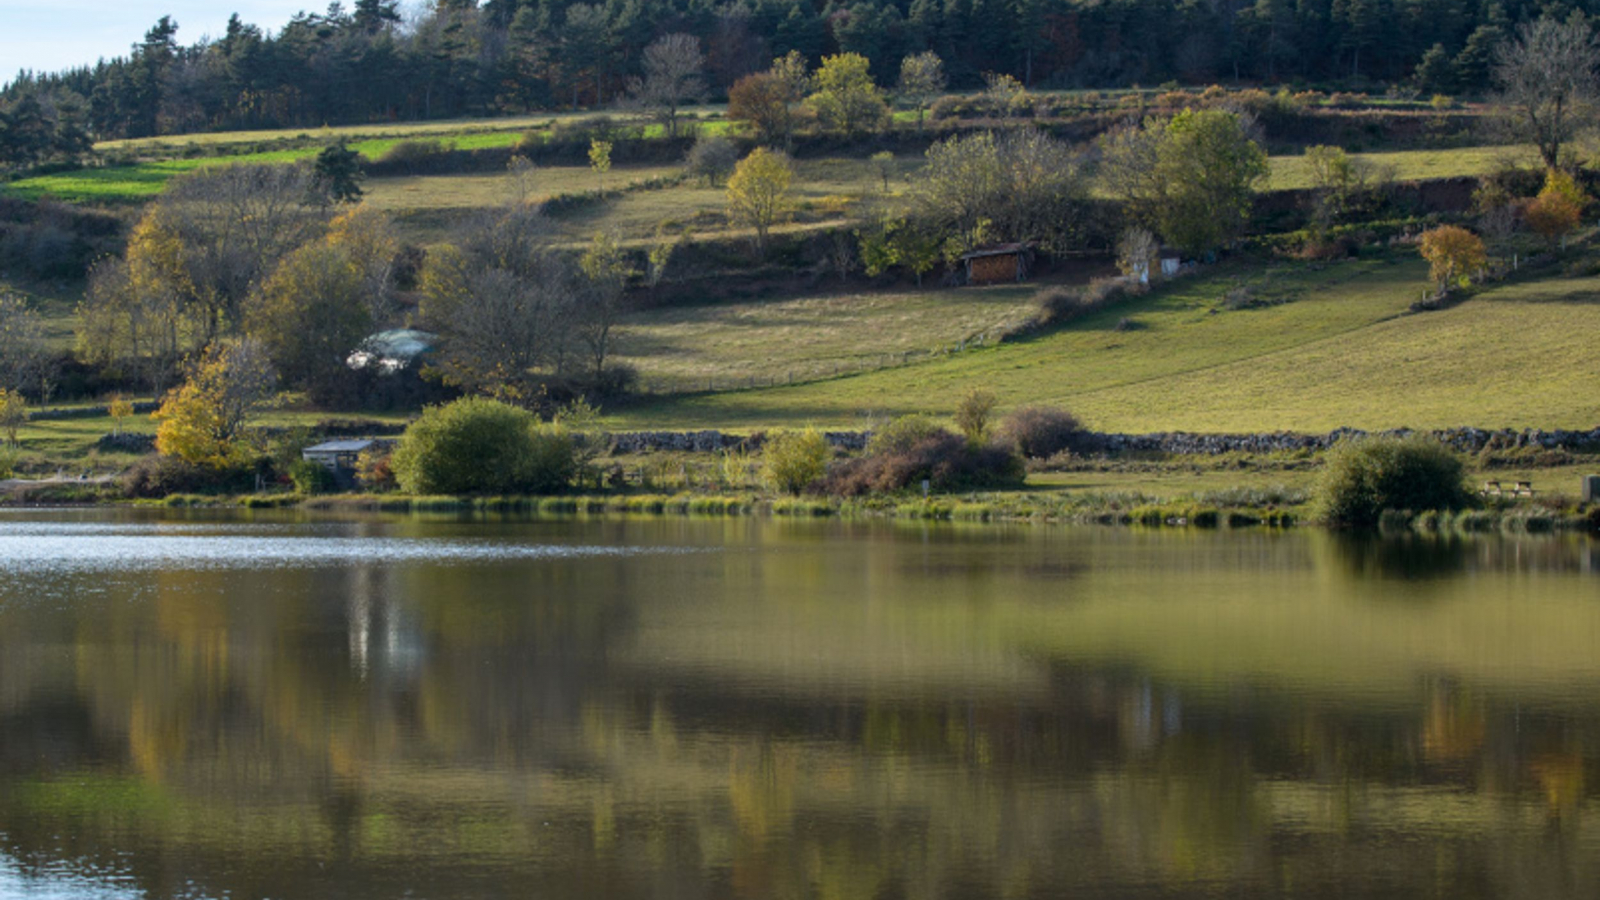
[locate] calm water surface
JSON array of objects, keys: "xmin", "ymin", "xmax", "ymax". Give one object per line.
[{"xmin": 3, "ymin": 509, "xmax": 1600, "ymax": 898}]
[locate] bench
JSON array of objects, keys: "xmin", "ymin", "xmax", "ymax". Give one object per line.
[{"xmin": 1482, "ymin": 480, "xmax": 1536, "ymax": 498}]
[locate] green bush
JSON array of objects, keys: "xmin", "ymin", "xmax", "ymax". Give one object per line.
[
  {"xmin": 761, "ymin": 427, "xmax": 831, "ymax": 495},
  {"xmin": 288, "ymin": 459, "xmax": 338, "ymax": 495},
  {"xmin": 391, "ymin": 397, "xmax": 575, "ymax": 495},
  {"xmin": 1314, "ymin": 435, "xmax": 1470, "ymax": 527},
  {"xmin": 866, "ymin": 414, "xmax": 944, "ymax": 456}
]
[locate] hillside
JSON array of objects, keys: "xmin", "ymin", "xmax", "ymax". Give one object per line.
[{"xmin": 604, "ymin": 252, "xmax": 1600, "ymax": 434}]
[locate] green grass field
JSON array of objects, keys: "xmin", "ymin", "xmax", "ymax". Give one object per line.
[
  {"xmin": 613, "ymin": 280, "xmax": 1053, "ymax": 390},
  {"xmin": 603, "ymin": 250, "xmax": 1600, "ymax": 434},
  {"xmin": 1264, "ymin": 144, "xmax": 1537, "ymax": 190}
]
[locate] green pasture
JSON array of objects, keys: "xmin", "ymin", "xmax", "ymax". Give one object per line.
[
  {"xmin": 604, "ymin": 251, "xmax": 1600, "ymax": 434},
  {"xmin": 1264, "ymin": 143, "xmax": 1538, "ymax": 190},
  {"xmin": 613, "ymin": 280, "xmax": 1050, "ymax": 390}
]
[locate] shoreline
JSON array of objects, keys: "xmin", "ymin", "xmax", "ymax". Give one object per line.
[{"xmin": 8, "ymin": 487, "xmax": 1597, "ymax": 536}]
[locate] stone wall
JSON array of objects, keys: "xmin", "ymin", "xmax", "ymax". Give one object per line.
[{"xmin": 608, "ymin": 426, "xmax": 1600, "ymax": 456}]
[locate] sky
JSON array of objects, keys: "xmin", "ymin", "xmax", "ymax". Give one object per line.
[{"xmin": 1, "ymin": 1, "xmax": 328, "ymax": 81}]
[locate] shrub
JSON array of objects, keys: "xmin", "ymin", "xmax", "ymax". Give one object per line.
[
  {"xmin": 821, "ymin": 431, "xmax": 1024, "ymax": 496},
  {"xmin": 549, "ymin": 115, "xmax": 644, "ymax": 146},
  {"xmin": 289, "ymin": 459, "xmax": 338, "ymax": 495},
  {"xmin": 998, "ymin": 406, "xmax": 1084, "ymax": 458},
  {"xmin": 1035, "ymin": 277, "xmax": 1139, "ymax": 326},
  {"xmin": 866, "ymin": 414, "xmax": 944, "ymax": 456},
  {"xmin": 379, "ymin": 139, "xmax": 449, "ymax": 169},
  {"xmin": 954, "ymin": 388, "xmax": 999, "ymax": 445},
  {"xmin": 390, "ymin": 396, "xmax": 575, "ymax": 495},
  {"xmin": 762, "ymin": 427, "xmax": 831, "ymax": 495},
  {"xmin": 684, "ymin": 135, "xmax": 738, "ymax": 184},
  {"xmin": 356, "ymin": 448, "xmax": 396, "ymax": 492},
  {"xmin": 1314, "ymin": 435, "xmax": 1471, "ymax": 527},
  {"xmin": 119, "ymin": 454, "xmax": 253, "ymax": 498}
]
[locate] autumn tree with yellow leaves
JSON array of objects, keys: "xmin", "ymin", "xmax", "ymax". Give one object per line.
[{"xmin": 153, "ymin": 340, "xmax": 275, "ymax": 468}]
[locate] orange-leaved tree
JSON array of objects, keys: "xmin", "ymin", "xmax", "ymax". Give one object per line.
[
  {"xmin": 1524, "ymin": 167, "xmax": 1586, "ymax": 246},
  {"xmin": 1418, "ymin": 225, "xmax": 1487, "ymax": 291}
]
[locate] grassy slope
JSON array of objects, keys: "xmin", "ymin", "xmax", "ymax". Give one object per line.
[
  {"xmin": 606, "ymin": 253, "xmax": 1600, "ymax": 433},
  {"xmin": 613, "ymin": 281, "xmax": 1046, "ymax": 390}
]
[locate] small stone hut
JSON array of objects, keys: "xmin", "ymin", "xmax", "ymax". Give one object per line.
[
  {"xmin": 960, "ymin": 243, "xmax": 1034, "ymax": 285},
  {"xmin": 302, "ymin": 440, "xmax": 375, "ymax": 473}
]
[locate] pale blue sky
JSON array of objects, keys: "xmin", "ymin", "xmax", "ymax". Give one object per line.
[{"xmin": 1, "ymin": 1, "xmax": 336, "ymax": 82}]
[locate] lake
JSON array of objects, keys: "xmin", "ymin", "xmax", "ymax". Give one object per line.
[{"xmin": 2, "ymin": 509, "xmax": 1599, "ymax": 898}]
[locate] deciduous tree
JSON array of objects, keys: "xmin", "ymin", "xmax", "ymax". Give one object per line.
[
  {"xmin": 153, "ymin": 339, "xmax": 275, "ymax": 467},
  {"xmin": 1494, "ymin": 14, "xmax": 1600, "ymax": 170},
  {"xmin": 1099, "ymin": 109, "xmax": 1267, "ymax": 256},
  {"xmin": 806, "ymin": 53, "xmax": 888, "ymax": 135},
  {"xmin": 897, "ymin": 51, "xmax": 946, "ymax": 129},
  {"xmin": 627, "ymin": 33, "xmax": 706, "ymax": 138},
  {"xmin": 588, "ymin": 138, "xmax": 612, "ymax": 192},
  {"xmin": 1418, "ymin": 225, "xmax": 1486, "ymax": 290},
  {"xmin": 911, "ymin": 129, "xmax": 1089, "ymax": 255},
  {"xmin": 248, "ymin": 243, "xmax": 372, "ymax": 403},
  {"xmin": 0, "ymin": 291, "xmax": 46, "ymax": 395},
  {"xmin": 576, "ymin": 231, "xmax": 631, "ymax": 376},
  {"xmin": 0, "ymin": 389, "xmax": 25, "ymax": 448},
  {"xmin": 726, "ymin": 147, "xmax": 793, "ymax": 255}
]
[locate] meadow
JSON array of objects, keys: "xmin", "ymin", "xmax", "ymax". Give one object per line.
[
  {"xmin": 602, "ymin": 250, "xmax": 1600, "ymax": 434},
  {"xmin": 612, "ymin": 279, "xmax": 1051, "ymax": 391}
]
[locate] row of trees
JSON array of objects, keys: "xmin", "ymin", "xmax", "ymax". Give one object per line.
[
  {"xmin": 4, "ymin": 0, "xmax": 1589, "ymax": 140},
  {"xmin": 77, "ymin": 158, "xmax": 630, "ymax": 415},
  {"xmin": 0, "ymin": 90, "xmax": 91, "ymax": 174}
]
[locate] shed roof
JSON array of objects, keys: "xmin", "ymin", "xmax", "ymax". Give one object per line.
[
  {"xmin": 959, "ymin": 242, "xmax": 1032, "ymax": 260},
  {"xmin": 304, "ymin": 440, "xmax": 376, "ymax": 454}
]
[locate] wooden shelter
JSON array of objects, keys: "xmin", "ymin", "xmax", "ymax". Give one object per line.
[{"xmin": 960, "ymin": 243, "xmax": 1034, "ymax": 285}]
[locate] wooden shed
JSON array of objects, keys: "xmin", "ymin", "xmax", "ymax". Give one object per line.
[{"xmin": 960, "ymin": 243, "xmax": 1034, "ymax": 285}]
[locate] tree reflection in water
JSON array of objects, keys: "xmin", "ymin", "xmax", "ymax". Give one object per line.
[{"xmin": 1, "ymin": 512, "xmax": 1598, "ymax": 898}]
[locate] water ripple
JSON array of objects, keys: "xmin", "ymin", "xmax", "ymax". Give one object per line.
[{"xmin": 0, "ymin": 526, "xmax": 692, "ymax": 573}]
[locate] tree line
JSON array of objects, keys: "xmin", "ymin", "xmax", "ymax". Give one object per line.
[{"xmin": 2, "ymin": 0, "xmax": 1591, "ymax": 143}]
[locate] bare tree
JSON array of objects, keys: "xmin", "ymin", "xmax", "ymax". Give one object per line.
[
  {"xmin": 911, "ymin": 129, "xmax": 1090, "ymax": 255},
  {"xmin": 79, "ymin": 256, "xmax": 185, "ymax": 394},
  {"xmin": 507, "ymin": 154, "xmax": 539, "ymax": 204},
  {"xmin": 0, "ymin": 291, "xmax": 46, "ymax": 394},
  {"xmin": 1116, "ymin": 227, "xmax": 1160, "ymax": 284},
  {"xmin": 418, "ymin": 205, "xmax": 580, "ymax": 401},
  {"xmin": 628, "ymin": 33, "xmax": 707, "ymax": 138},
  {"xmin": 1494, "ymin": 14, "xmax": 1600, "ymax": 169}
]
